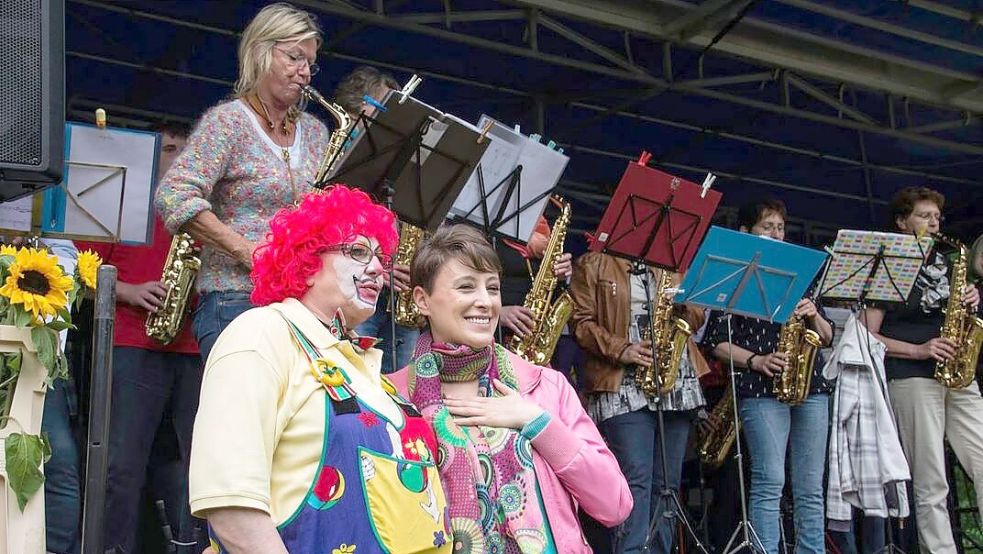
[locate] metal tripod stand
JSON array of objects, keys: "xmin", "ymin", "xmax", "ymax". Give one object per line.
[
  {"xmin": 721, "ymin": 313, "xmax": 767, "ymax": 554},
  {"xmin": 636, "ymin": 264, "xmax": 708, "ymax": 554}
]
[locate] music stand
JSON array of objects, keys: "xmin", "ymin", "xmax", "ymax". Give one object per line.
[
  {"xmin": 819, "ymin": 230, "xmax": 930, "ymax": 554},
  {"xmin": 676, "ymin": 227, "xmax": 828, "ymax": 554},
  {"xmin": 592, "ymin": 160, "xmax": 719, "ymax": 554},
  {"xmin": 449, "ymin": 115, "xmax": 568, "ymax": 244},
  {"xmin": 819, "ymin": 230, "xmax": 932, "ymax": 306},
  {"xmin": 328, "ymin": 91, "xmax": 488, "ymax": 232},
  {"xmin": 589, "ymin": 155, "xmax": 721, "ymax": 273}
]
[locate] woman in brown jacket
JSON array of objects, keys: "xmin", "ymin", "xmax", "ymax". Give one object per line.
[{"xmin": 569, "ymin": 251, "xmax": 709, "ymax": 554}]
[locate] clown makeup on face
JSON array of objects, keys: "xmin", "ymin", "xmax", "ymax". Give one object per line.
[{"xmin": 302, "ymin": 235, "xmax": 384, "ymax": 329}]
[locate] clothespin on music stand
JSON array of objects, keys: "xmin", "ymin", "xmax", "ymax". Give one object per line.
[
  {"xmin": 637, "ymin": 151, "xmax": 652, "ymax": 166},
  {"xmin": 477, "ymin": 120, "xmax": 494, "ymax": 144},
  {"xmin": 397, "ymin": 74, "xmax": 422, "ymax": 104},
  {"xmin": 95, "ymin": 108, "xmax": 107, "ymax": 129},
  {"xmin": 700, "ymin": 172, "xmax": 717, "ymax": 198}
]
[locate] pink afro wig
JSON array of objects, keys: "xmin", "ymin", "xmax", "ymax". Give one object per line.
[{"xmin": 250, "ymin": 185, "xmax": 398, "ymax": 306}]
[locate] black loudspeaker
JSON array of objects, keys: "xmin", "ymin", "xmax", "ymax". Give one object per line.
[{"xmin": 0, "ymin": 0, "xmax": 65, "ymax": 203}]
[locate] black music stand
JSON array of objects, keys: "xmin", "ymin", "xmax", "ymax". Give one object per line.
[
  {"xmin": 819, "ymin": 230, "xmax": 931, "ymax": 554},
  {"xmin": 593, "ymin": 160, "xmax": 720, "ymax": 554},
  {"xmin": 327, "ymin": 92, "xmax": 489, "ymax": 232},
  {"xmin": 677, "ymin": 228, "xmax": 828, "ymax": 554}
]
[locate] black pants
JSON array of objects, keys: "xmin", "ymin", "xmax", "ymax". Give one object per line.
[{"xmin": 103, "ymin": 347, "xmax": 202, "ymax": 554}]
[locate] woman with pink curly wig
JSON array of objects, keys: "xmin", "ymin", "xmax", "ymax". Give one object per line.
[{"xmin": 190, "ymin": 186, "xmax": 453, "ymax": 554}]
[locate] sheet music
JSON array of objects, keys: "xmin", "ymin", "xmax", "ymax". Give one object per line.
[
  {"xmin": 820, "ymin": 230, "xmax": 933, "ymax": 302},
  {"xmin": 0, "ymin": 196, "xmax": 33, "ymax": 233},
  {"xmin": 448, "ymin": 119, "xmax": 523, "ymax": 226},
  {"xmin": 449, "ymin": 115, "xmax": 568, "ymax": 242}
]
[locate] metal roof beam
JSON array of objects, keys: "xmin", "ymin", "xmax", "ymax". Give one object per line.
[
  {"xmin": 908, "ymin": 116, "xmax": 980, "ymax": 134},
  {"xmin": 675, "ymin": 70, "xmax": 776, "ymax": 88},
  {"xmin": 538, "ymin": 13, "xmax": 648, "ymax": 75},
  {"xmin": 391, "ymin": 10, "xmax": 527, "ymax": 24},
  {"xmin": 891, "ymin": 0, "xmax": 982, "ymax": 25},
  {"xmin": 785, "ymin": 73, "xmax": 876, "ymax": 125},
  {"xmin": 774, "ymin": 0, "xmax": 983, "ymax": 58},
  {"xmin": 510, "ymin": 0, "xmax": 983, "ymax": 114},
  {"xmin": 662, "ymin": 0, "xmax": 746, "ymax": 39}
]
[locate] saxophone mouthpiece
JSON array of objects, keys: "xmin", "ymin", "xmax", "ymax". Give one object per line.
[{"xmin": 301, "ymin": 85, "xmax": 324, "ymax": 103}]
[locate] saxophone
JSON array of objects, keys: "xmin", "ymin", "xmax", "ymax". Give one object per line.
[
  {"xmin": 391, "ymin": 222, "xmax": 427, "ymax": 328},
  {"xmin": 145, "ymin": 233, "xmax": 201, "ymax": 344},
  {"xmin": 508, "ymin": 197, "xmax": 574, "ymax": 365},
  {"xmin": 697, "ymin": 394, "xmax": 737, "ymax": 468},
  {"xmin": 637, "ymin": 269, "xmax": 693, "ymax": 397},
  {"xmin": 301, "ymin": 85, "xmax": 353, "ymax": 188},
  {"xmin": 773, "ymin": 312, "xmax": 822, "ymax": 405},
  {"xmin": 933, "ymin": 234, "xmax": 983, "ymax": 389}
]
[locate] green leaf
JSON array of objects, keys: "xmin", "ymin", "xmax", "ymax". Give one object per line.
[
  {"xmin": 5, "ymin": 351, "xmax": 22, "ymax": 374},
  {"xmin": 46, "ymin": 321, "xmax": 74, "ymax": 332},
  {"xmin": 4, "ymin": 432, "xmax": 46, "ymax": 511},
  {"xmin": 56, "ymin": 307, "xmax": 72, "ymax": 326},
  {"xmin": 13, "ymin": 307, "xmax": 31, "ymax": 328},
  {"xmin": 39, "ymin": 432, "xmax": 51, "ymax": 463},
  {"xmin": 30, "ymin": 326, "xmax": 56, "ymax": 373}
]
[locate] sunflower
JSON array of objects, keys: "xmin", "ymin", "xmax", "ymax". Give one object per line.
[
  {"xmin": 0, "ymin": 245, "xmax": 18, "ymax": 257},
  {"xmin": 76, "ymin": 250, "xmax": 102, "ymax": 289},
  {"xmin": 0, "ymin": 248, "xmax": 73, "ymax": 321}
]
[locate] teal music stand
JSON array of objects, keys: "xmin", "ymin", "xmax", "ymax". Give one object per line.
[{"xmin": 676, "ymin": 226, "xmax": 828, "ymax": 324}]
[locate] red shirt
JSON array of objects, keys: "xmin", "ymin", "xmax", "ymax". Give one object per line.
[{"xmin": 76, "ymin": 216, "xmax": 199, "ymax": 354}]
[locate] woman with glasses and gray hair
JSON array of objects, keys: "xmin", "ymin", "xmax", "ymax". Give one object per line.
[{"xmin": 155, "ymin": 2, "xmax": 331, "ymax": 364}]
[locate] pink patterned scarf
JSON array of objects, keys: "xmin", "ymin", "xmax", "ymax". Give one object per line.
[{"xmin": 408, "ymin": 331, "xmax": 551, "ymax": 553}]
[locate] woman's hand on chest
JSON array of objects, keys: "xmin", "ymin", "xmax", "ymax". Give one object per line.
[{"xmin": 443, "ymin": 379, "xmax": 545, "ymax": 430}]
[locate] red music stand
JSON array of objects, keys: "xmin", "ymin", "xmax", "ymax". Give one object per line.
[{"xmin": 588, "ymin": 154, "xmax": 721, "ymax": 273}]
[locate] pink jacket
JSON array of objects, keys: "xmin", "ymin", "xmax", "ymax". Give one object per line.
[{"xmin": 390, "ymin": 350, "xmax": 633, "ymax": 553}]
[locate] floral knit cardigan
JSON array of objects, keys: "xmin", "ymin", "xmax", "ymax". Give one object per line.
[{"xmin": 154, "ymin": 99, "xmax": 330, "ymax": 294}]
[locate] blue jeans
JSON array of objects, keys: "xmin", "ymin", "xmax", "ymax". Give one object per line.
[
  {"xmin": 103, "ymin": 347, "xmax": 202, "ymax": 554},
  {"xmin": 42, "ymin": 378, "xmax": 81, "ymax": 554},
  {"xmin": 740, "ymin": 394, "xmax": 830, "ymax": 554},
  {"xmin": 354, "ymin": 293, "xmax": 420, "ymax": 374},
  {"xmin": 601, "ymin": 408, "xmax": 693, "ymax": 554},
  {"xmin": 192, "ymin": 291, "xmax": 253, "ymax": 365}
]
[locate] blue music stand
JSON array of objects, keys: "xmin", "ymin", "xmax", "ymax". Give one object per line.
[
  {"xmin": 676, "ymin": 226, "xmax": 828, "ymax": 323},
  {"xmin": 674, "ymin": 226, "xmax": 828, "ymax": 554}
]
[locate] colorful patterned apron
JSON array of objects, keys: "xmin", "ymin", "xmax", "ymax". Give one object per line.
[{"xmin": 210, "ymin": 320, "xmax": 451, "ymax": 554}]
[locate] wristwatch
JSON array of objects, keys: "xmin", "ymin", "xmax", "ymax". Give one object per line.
[{"xmin": 745, "ymin": 353, "xmax": 758, "ymax": 370}]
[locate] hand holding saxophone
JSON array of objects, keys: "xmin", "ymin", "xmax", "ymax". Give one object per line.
[
  {"xmin": 552, "ymin": 253, "xmax": 573, "ymax": 279},
  {"xmin": 500, "ymin": 305, "xmax": 536, "ymax": 337},
  {"xmin": 793, "ymin": 298, "xmax": 819, "ymax": 319},
  {"xmin": 619, "ymin": 340, "xmax": 654, "ymax": 367},
  {"xmin": 749, "ymin": 351, "xmax": 789, "ymax": 378},
  {"xmin": 118, "ymin": 281, "xmax": 167, "ymax": 313},
  {"xmin": 917, "ymin": 337, "xmax": 959, "ymax": 362},
  {"xmin": 962, "ymin": 284, "xmax": 980, "ymax": 311},
  {"xmin": 384, "ymin": 263, "xmax": 412, "ymax": 292}
]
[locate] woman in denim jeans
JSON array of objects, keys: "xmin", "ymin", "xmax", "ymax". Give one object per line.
[
  {"xmin": 154, "ymin": 3, "xmax": 331, "ymax": 363},
  {"xmin": 703, "ymin": 198, "xmax": 834, "ymax": 554}
]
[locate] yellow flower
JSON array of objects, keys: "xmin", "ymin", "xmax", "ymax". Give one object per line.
[
  {"xmin": 76, "ymin": 250, "xmax": 102, "ymax": 289},
  {"xmin": 0, "ymin": 245, "xmax": 17, "ymax": 257},
  {"xmin": 0, "ymin": 248, "xmax": 73, "ymax": 321}
]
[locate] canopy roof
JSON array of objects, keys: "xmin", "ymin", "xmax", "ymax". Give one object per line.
[{"xmin": 65, "ymin": 0, "xmax": 983, "ymax": 246}]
